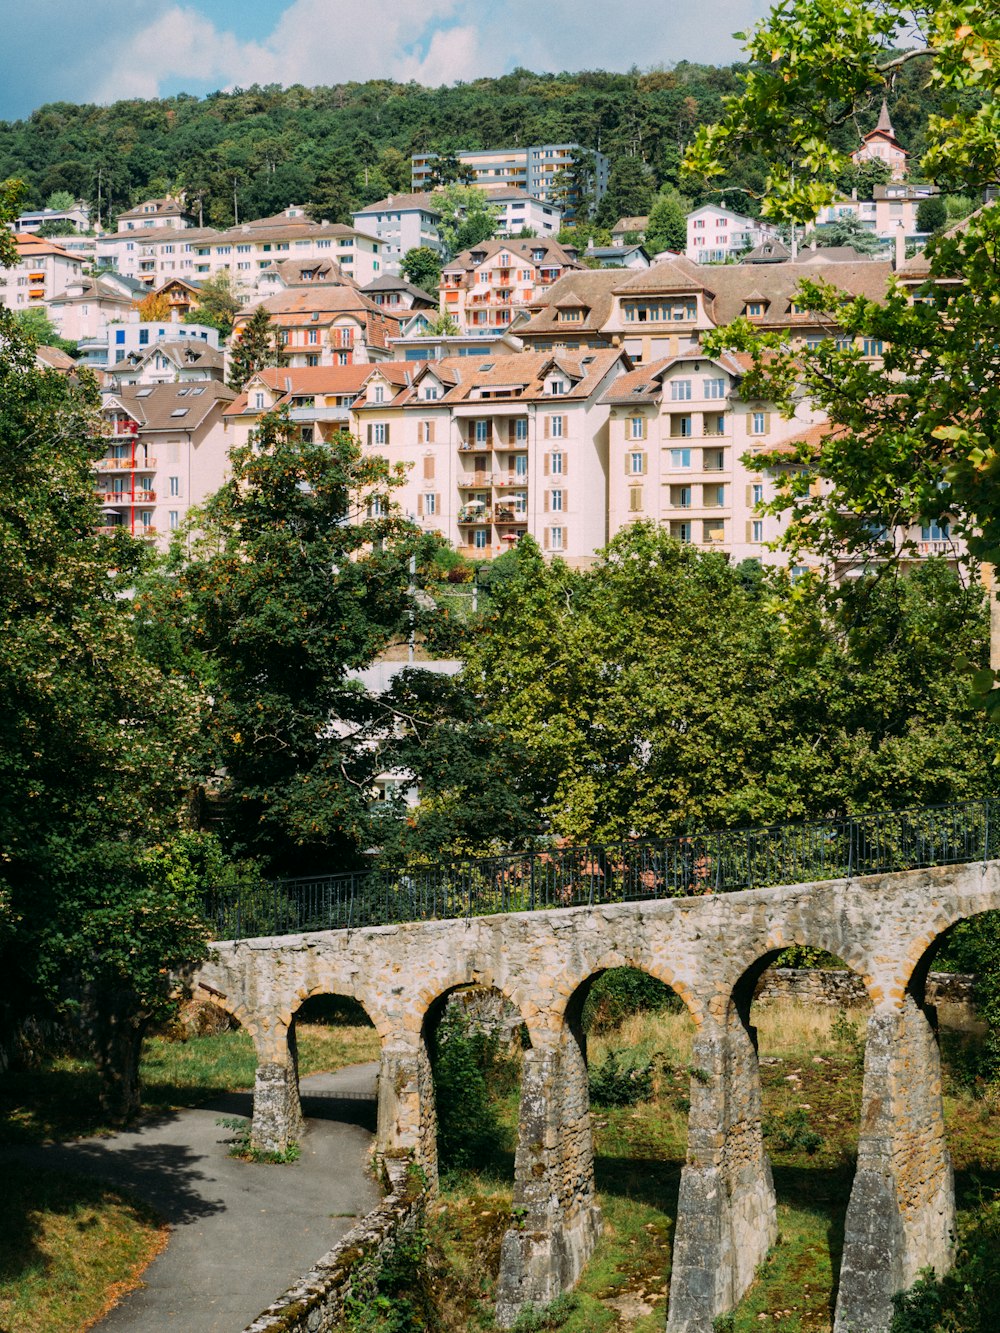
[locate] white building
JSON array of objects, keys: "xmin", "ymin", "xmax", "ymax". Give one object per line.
[
  {"xmin": 351, "ymin": 194, "xmax": 447, "ymax": 274},
  {"xmin": 0, "ymin": 233, "xmax": 83, "ymax": 310},
  {"xmin": 686, "ymin": 205, "xmax": 777, "ymax": 264}
]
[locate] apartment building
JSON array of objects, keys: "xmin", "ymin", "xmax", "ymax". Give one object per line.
[
  {"xmin": 815, "ymin": 182, "xmax": 939, "ymax": 239},
  {"xmin": 351, "ymin": 193, "xmax": 446, "ymax": 272},
  {"xmin": 95, "ymin": 380, "xmax": 235, "ymax": 547},
  {"xmin": 78, "ymin": 319, "xmax": 220, "ymax": 371},
  {"xmin": 686, "ymin": 204, "xmax": 778, "ymax": 264},
  {"xmin": 0, "ymin": 233, "xmax": 83, "ymax": 310},
  {"xmin": 439, "ymin": 238, "xmax": 582, "ymax": 336},
  {"xmin": 603, "ymin": 352, "xmax": 825, "ymax": 566},
  {"xmin": 223, "ymin": 363, "xmax": 398, "ymax": 451},
  {"xmin": 852, "ymin": 101, "xmax": 909, "ymax": 181},
  {"xmin": 116, "ymin": 195, "xmax": 197, "ymax": 231},
  {"xmin": 353, "ymin": 348, "xmax": 629, "ymax": 565},
  {"xmin": 47, "ymin": 272, "xmax": 145, "ymax": 341},
  {"xmin": 107, "ymin": 340, "xmax": 226, "ymax": 389},
  {"xmin": 98, "ymin": 208, "xmax": 382, "ymax": 294},
  {"xmin": 411, "ymin": 144, "xmax": 609, "ymax": 215},
  {"xmin": 231, "ymin": 288, "xmax": 404, "ymax": 367}
]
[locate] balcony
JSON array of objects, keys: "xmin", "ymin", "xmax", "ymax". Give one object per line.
[
  {"xmin": 493, "ymin": 472, "xmax": 528, "ymax": 487},
  {"xmin": 918, "ymin": 540, "xmax": 953, "ymax": 556},
  {"xmin": 493, "ymin": 508, "xmax": 525, "ymax": 525},
  {"xmin": 288, "ymin": 407, "xmax": 348, "ymax": 423},
  {"xmin": 458, "ymin": 473, "xmax": 492, "ymax": 488}
]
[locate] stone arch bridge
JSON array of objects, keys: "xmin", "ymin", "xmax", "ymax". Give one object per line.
[{"xmin": 191, "ymin": 859, "xmax": 1000, "ymax": 1333}]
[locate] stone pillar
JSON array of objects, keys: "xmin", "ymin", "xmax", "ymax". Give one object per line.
[
  {"xmin": 495, "ymin": 1031, "xmax": 602, "ymax": 1327},
  {"xmin": 250, "ymin": 1023, "xmax": 304, "ymax": 1155},
  {"xmin": 835, "ymin": 999, "xmax": 955, "ymax": 1333},
  {"xmin": 667, "ymin": 1016, "xmax": 777, "ymax": 1333},
  {"xmin": 375, "ymin": 1038, "xmax": 438, "ymax": 1188}
]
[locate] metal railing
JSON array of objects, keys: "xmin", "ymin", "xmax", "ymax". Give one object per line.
[{"xmin": 202, "ymin": 800, "xmax": 994, "ymax": 942}]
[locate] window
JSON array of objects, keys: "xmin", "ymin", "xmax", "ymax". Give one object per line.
[
  {"xmin": 515, "ymin": 418, "xmax": 528, "ymax": 441},
  {"xmin": 862, "ymin": 339, "xmax": 884, "ymax": 356},
  {"xmin": 169, "ymin": 511, "xmax": 179, "ymax": 531},
  {"xmin": 703, "ymin": 378, "xmax": 726, "ymax": 399},
  {"xmin": 549, "ymin": 451, "xmax": 563, "ymax": 475},
  {"xmin": 306, "ymin": 354, "xmax": 319, "ymax": 367},
  {"xmin": 169, "ymin": 476, "xmax": 180, "ymax": 497},
  {"xmin": 374, "ymin": 385, "xmax": 385, "ymax": 403},
  {"xmin": 549, "ymin": 415, "xmax": 564, "ymax": 438},
  {"xmin": 548, "ymin": 379, "xmax": 568, "ymax": 394},
  {"xmin": 253, "ymin": 392, "xmax": 265, "ymax": 409},
  {"xmin": 752, "ymin": 482, "xmax": 764, "ymax": 506},
  {"xmin": 673, "ymin": 415, "xmax": 692, "ymax": 438},
  {"xmin": 921, "ymin": 519, "xmax": 950, "ymax": 541},
  {"xmin": 629, "ymin": 451, "xmax": 645, "ymax": 475},
  {"xmin": 473, "ymin": 528, "xmax": 489, "ymax": 549},
  {"xmin": 169, "ymin": 408, "xmax": 188, "ymax": 418},
  {"xmin": 746, "ymin": 301, "xmax": 764, "ymax": 318},
  {"xmin": 424, "ymin": 386, "xmax": 439, "ymax": 400},
  {"xmin": 670, "ymin": 380, "xmax": 692, "ymax": 401},
  {"xmin": 750, "ymin": 411, "xmax": 766, "ymax": 435},
  {"xmin": 374, "ymin": 422, "xmax": 388, "ymax": 444},
  {"xmin": 629, "ymin": 416, "xmax": 645, "ymax": 440},
  {"xmin": 550, "ymin": 489, "xmax": 563, "ymax": 512},
  {"xmin": 475, "ymin": 419, "xmax": 490, "ymax": 443},
  {"xmin": 752, "ymin": 519, "xmax": 764, "ymax": 542},
  {"xmin": 549, "ymin": 526, "xmax": 564, "ymax": 551},
  {"xmin": 307, "ymin": 329, "xmax": 318, "ymax": 345},
  {"xmin": 424, "ymin": 492, "xmax": 437, "ymax": 516},
  {"xmin": 670, "ymin": 448, "xmax": 692, "ymax": 469},
  {"xmin": 673, "ymin": 485, "xmax": 692, "ymax": 508}
]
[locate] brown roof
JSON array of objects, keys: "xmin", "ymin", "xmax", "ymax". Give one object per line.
[
  {"xmin": 600, "ymin": 350, "xmax": 753, "ymax": 405},
  {"xmin": 126, "ymin": 341, "xmax": 225, "ymax": 371},
  {"xmin": 441, "ymin": 236, "xmax": 581, "ymax": 275},
  {"xmin": 14, "ymin": 232, "xmax": 77, "ymax": 260},
  {"xmin": 354, "ymin": 191, "xmax": 443, "ymax": 215},
  {"xmin": 35, "ymin": 345, "xmax": 77, "ymax": 371},
  {"xmin": 762, "ymin": 421, "xmax": 841, "ymax": 457},
  {"xmin": 516, "ymin": 268, "xmax": 622, "ymax": 338},
  {"xmin": 108, "ymin": 380, "xmax": 235, "ymax": 431},
  {"xmin": 225, "ymin": 364, "xmax": 377, "ymax": 416},
  {"xmin": 612, "ymin": 216, "xmax": 650, "ymax": 233},
  {"xmin": 262, "ymin": 257, "xmax": 357, "ymax": 288}
]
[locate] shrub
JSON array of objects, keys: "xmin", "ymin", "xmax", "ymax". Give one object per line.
[
  {"xmin": 762, "ymin": 1108, "xmax": 823, "ymax": 1154},
  {"xmin": 589, "ymin": 1049, "xmax": 656, "ymax": 1107},
  {"xmin": 890, "ymin": 1196, "xmax": 1000, "ymax": 1332},
  {"xmin": 431, "ymin": 1009, "xmax": 517, "ymax": 1173},
  {"xmin": 509, "ymin": 1293, "xmax": 580, "ymax": 1330}
]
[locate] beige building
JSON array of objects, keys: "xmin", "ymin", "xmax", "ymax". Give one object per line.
[
  {"xmin": 231, "ymin": 287, "xmax": 405, "ymax": 367},
  {"xmin": 353, "ymin": 348, "xmax": 630, "ymax": 565},
  {"xmin": 223, "ymin": 364, "xmax": 405, "ymax": 450},
  {"xmin": 96, "ymin": 381, "xmax": 235, "ymax": 547},
  {"xmin": 439, "ymin": 238, "xmax": 582, "ymax": 337},
  {"xmin": 0, "ymin": 233, "xmax": 83, "ymax": 311}
]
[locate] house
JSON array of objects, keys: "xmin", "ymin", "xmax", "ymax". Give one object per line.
[
  {"xmin": 411, "ymin": 144, "xmax": 609, "ymax": 218},
  {"xmin": 439, "ymin": 238, "xmax": 583, "ymax": 336},
  {"xmin": 107, "ymin": 340, "xmax": 227, "ymax": 388},
  {"xmin": 223, "ymin": 363, "xmax": 394, "ymax": 450},
  {"xmin": 387, "ymin": 330, "xmax": 524, "ymax": 363},
  {"xmin": 362, "ymin": 275, "xmax": 438, "ymax": 312},
  {"xmin": 256, "ymin": 257, "xmax": 357, "ymax": 297},
  {"xmin": 95, "ymin": 380, "xmax": 235, "ymax": 546},
  {"xmin": 116, "ymin": 195, "xmax": 197, "ymax": 232},
  {"xmin": 47, "ymin": 273, "xmax": 145, "ymax": 342},
  {"xmin": 686, "ymin": 205, "xmax": 777, "ymax": 264},
  {"xmin": 78, "ymin": 320, "xmax": 220, "ymax": 372},
  {"xmin": 611, "ymin": 216, "xmax": 649, "ymax": 246},
  {"xmin": 851, "ymin": 101, "xmax": 909, "ymax": 181},
  {"xmin": 584, "ymin": 244, "xmax": 651, "ymax": 270},
  {"xmin": 351, "ymin": 193, "xmax": 446, "ymax": 273},
  {"xmin": 230, "ymin": 288, "xmax": 404, "ymax": 367},
  {"xmin": 150, "ymin": 276, "xmax": 205, "ymax": 317},
  {"xmin": 0, "ymin": 233, "xmax": 83, "ymax": 310},
  {"xmin": 14, "ymin": 202, "xmax": 91, "ymax": 234},
  {"xmin": 353, "ymin": 348, "xmax": 630, "ymax": 566},
  {"xmin": 814, "ymin": 182, "xmax": 939, "ymax": 239}
]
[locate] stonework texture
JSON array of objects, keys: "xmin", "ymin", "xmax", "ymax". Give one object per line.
[{"xmin": 190, "ymin": 859, "xmax": 1000, "ymax": 1332}]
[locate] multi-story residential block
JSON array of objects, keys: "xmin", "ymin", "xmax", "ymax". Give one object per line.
[
  {"xmin": 851, "ymin": 101, "xmax": 909, "ymax": 181},
  {"xmin": 0, "ymin": 233, "xmax": 83, "ymax": 310},
  {"xmin": 14, "ymin": 202, "xmax": 91, "ymax": 234},
  {"xmin": 387, "ymin": 330, "xmax": 524, "ymax": 363},
  {"xmin": 815, "ymin": 182, "xmax": 939, "ymax": 240},
  {"xmin": 439, "ymin": 238, "xmax": 582, "ymax": 337},
  {"xmin": 106, "ymin": 339, "xmax": 226, "ymax": 389},
  {"xmin": 231, "ymin": 288, "xmax": 404, "ymax": 367},
  {"xmin": 115, "ymin": 195, "xmax": 197, "ymax": 232},
  {"xmin": 98, "ymin": 208, "xmax": 382, "ymax": 295},
  {"xmin": 353, "ymin": 348, "xmax": 629, "ymax": 565},
  {"xmin": 603, "ymin": 352, "xmax": 825, "ymax": 565},
  {"xmin": 95, "ymin": 380, "xmax": 235, "ymax": 547},
  {"xmin": 686, "ymin": 204, "xmax": 778, "ymax": 264},
  {"xmin": 411, "ymin": 144, "xmax": 609, "ymax": 215},
  {"xmin": 351, "ymin": 193, "xmax": 447, "ymax": 272},
  {"xmin": 78, "ymin": 319, "xmax": 220, "ymax": 372},
  {"xmin": 47, "ymin": 272, "xmax": 146, "ymax": 342}
]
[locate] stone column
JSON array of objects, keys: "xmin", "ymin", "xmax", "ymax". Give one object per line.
[
  {"xmin": 495, "ymin": 1030, "xmax": 602, "ymax": 1327},
  {"xmin": 667, "ymin": 1016, "xmax": 777, "ymax": 1333},
  {"xmin": 375, "ymin": 1038, "xmax": 438, "ymax": 1188},
  {"xmin": 250, "ymin": 1022, "xmax": 304, "ymax": 1155},
  {"xmin": 835, "ymin": 998, "xmax": 955, "ymax": 1333}
]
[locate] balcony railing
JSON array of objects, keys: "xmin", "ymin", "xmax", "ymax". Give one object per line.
[{"xmin": 202, "ymin": 799, "xmax": 995, "ymax": 941}]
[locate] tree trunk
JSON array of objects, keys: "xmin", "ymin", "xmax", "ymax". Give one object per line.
[{"xmin": 79, "ymin": 988, "xmax": 148, "ymax": 1125}]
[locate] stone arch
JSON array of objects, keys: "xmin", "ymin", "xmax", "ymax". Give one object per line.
[
  {"xmin": 897, "ymin": 898, "xmax": 1000, "ymax": 1002},
  {"xmin": 281, "ymin": 978, "xmax": 392, "ymax": 1045},
  {"xmin": 714, "ymin": 928, "xmax": 878, "ymax": 1026},
  {"xmin": 191, "ymin": 982, "xmax": 256, "ymax": 1036},
  {"xmin": 412, "ymin": 968, "xmax": 542, "ymax": 1051},
  {"xmin": 551, "ymin": 949, "xmax": 706, "ymax": 1035}
]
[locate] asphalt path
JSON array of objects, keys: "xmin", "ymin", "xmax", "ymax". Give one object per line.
[{"xmin": 4, "ymin": 1063, "xmax": 381, "ymax": 1333}]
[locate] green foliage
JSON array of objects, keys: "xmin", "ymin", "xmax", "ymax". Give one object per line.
[
  {"xmin": 763, "ymin": 1108, "xmax": 823, "ymax": 1154},
  {"xmin": 185, "ymin": 269, "xmax": 241, "ymax": 337},
  {"xmin": 509, "ymin": 1294, "xmax": 581, "ymax": 1331},
  {"xmin": 216, "ymin": 1115, "xmax": 301, "ymax": 1163},
  {"xmin": 596, "ymin": 156, "xmax": 655, "ymax": 228},
  {"xmin": 45, "ymin": 189, "xmax": 76, "ymax": 211},
  {"xmin": 810, "ymin": 213, "xmax": 883, "ymax": 253},
  {"xmin": 644, "ymin": 188, "xmax": 689, "ymax": 254},
  {"xmin": 917, "ymin": 194, "xmax": 949, "ymax": 233},
  {"xmin": 435, "ymin": 183, "xmax": 500, "ymax": 259},
  {"xmin": 228, "ymin": 304, "xmax": 278, "ymax": 392},
  {"xmin": 11, "ymin": 305, "xmax": 77, "ymax": 354},
  {"xmin": 430, "ymin": 1008, "xmax": 514, "ymax": 1174},
  {"xmin": 837, "ymin": 158, "xmax": 893, "ymax": 198},
  {"xmin": 400, "ymin": 245, "xmax": 441, "ymax": 295},
  {"xmin": 342, "ymin": 1223, "xmax": 436, "ymax": 1333},
  {"xmin": 890, "ymin": 1197, "xmax": 1000, "ymax": 1331},
  {"xmin": 582, "ymin": 967, "xmax": 682, "ymax": 1034},
  {"xmin": 935, "ymin": 911, "xmax": 1000, "ymax": 1080},
  {"xmin": 588, "ymin": 1050, "xmax": 656, "ymax": 1107}
]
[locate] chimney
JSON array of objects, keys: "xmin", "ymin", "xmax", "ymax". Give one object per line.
[
  {"xmin": 893, "ymin": 224, "xmax": 906, "ymax": 271},
  {"xmin": 851, "ymin": 187, "xmax": 858, "ymax": 201}
]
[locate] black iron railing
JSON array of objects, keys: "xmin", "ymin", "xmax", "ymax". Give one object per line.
[{"xmin": 202, "ymin": 800, "xmax": 994, "ymax": 942}]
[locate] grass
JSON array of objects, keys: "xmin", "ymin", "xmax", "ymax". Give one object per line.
[{"xmin": 0, "ymin": 1163, "xmax": 166, "ymax": 1333}]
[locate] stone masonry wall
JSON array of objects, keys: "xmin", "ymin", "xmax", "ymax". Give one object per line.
[
  {"xmin": 240, "ymin": 1158, "xmax": 422, "ymax": 1333},
  {"xmin": 755, "ymin": 968, "xmax": 976, "ymax": 1014}
]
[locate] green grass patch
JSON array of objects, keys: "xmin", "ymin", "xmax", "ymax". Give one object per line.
[{"xmin": 0, "ymin": 1162, "xmax": 165, "ymax": 1333}]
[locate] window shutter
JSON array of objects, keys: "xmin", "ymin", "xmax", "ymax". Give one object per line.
[
  {"xmin": 366, "ymin": 424, "xmax": 372, "ymax": 446},
  {"xmin": 559, "ymin": 415, "xmax": 566, "ymax": 436},
  {"xmin": 624, "ymin": 452, "xmax": 631, "ymax": 475},
  {"xmin": 508, "ymin": 420, "xmax": 516, "ymax": 445},
  {"xmin": 641, "ymin": 452, "xmax": 647, "ymax": 475},
  {"xmin": 544, "ymin": 492, "xmax": 550, "ymax": 512},
  {"xmin": 745, "ymin": 521, "xmax": 752, "ymax": 542},
  {"xmin": 745, "ymin": 485, "xmax": 752, "ymax": 505},
  {"xmin": 543, "ymin": 529, "xmax": 550, "ymax": 550},
  {"xmin": 384, "ymin": 423, "xmax": 390, "ymax": 445},
  {"xmin": 562, "ymin": 454, "xmax": 568, "ymax": 477},
  {"xmin": 423, "ymin": 455, "xmax": 435, "ymax": 481},
  {"xmin": 417, "ymin": 494, "xmax": 424, "ymax": 515},
  {"xmin": 544, "ymin": 454, "xmax": 550, "ymax": 475},
  {"xmin": 763, "ymin": 413, "xmax": 771, "ymax": 433},
  {"xmin": 562, "ymin": 488, "xmax": 568, "ymax": 510},
  {"xmin": 543, "ymin": 416, "xmax": 550, "ymax": 439},
  {"xmin": 427, "ymin": 421, "xmax": 435, "ymax": 444},
  {"xmin": 417, "ymin": 421, "xmax": 424, "ymax": 444},
  {"xmin": 433, "ymin": 493, "xmax": 440, "ymax": 514}
]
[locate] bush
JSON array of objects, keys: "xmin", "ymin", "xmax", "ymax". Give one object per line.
[
  {"xmin": 890, "ymin": 1196, "xmax": 1000, "ymax": 1331},
  {"xmin": 509, "ymin": 1293, "xmax": 580, "ymax": 1330},
  {"xmin": 431, "ymin": 1009, "xmax": 517, "ymax": 1173},
  {"xmin": 589, "ymin": 1049, "xmax": 656, "ymax": 1107},
  {"xmin": 762, "ymin": 1108, "xmax": 823, "ymax": 1154},
  {"xmin": 582, "ymin": 967, "xmax": 682, "ymax": 1033},
  {"xmin": 343, "ymin": 1223, "xmax": 437, "ymax": 1332}
]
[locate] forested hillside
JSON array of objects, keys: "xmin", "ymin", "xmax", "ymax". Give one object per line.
[{"xmin": 0, "ymin": 60, "xmax": 954, "ymax": 229}]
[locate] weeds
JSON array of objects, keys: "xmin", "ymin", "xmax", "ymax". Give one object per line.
[
  {"xmin": 216, "ymin": 1115, "xmax": 301, "ymax": 1164},
  {"xmin": 589, "ymin": 1049, "xmax": 657, "ymax": 1106},
  {"xmin": 763, "ymin": 1108, "xmax": 823, "ymax": 1154}
]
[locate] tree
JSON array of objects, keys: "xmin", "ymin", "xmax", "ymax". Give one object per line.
[
  {"xmin": 36, "ymin": 218, "xmax": 78, "ymax": 237},
  {"xmin": 435, "ymin": 183, "xmax": 500, "ymax": 259},
  {"xmin": 0, "ymin": 186, "xmax": 209, "ymax": 1121},
  {"xmin": 46, "ymin": 189, "xmax": 77, "ymax": 211},
  {"xmin": 401, "ymin": 245, "xmax": 442, "ymax": 295},
  {"xmin": 425, "ymin": 151, "xmax": 475, "ymax": 189},
  {"xmin": 596, "ymin": 157, "xmax": 655, "ymax": 229},
  {"xmin": 185, "ymin": 269, "xmax": 241, "ymax": 338},
  {"xmin": 177, "ymin": 416, "xmax": 421, "ymax": 873},
  {"xmin": 808, "ymin": 213, "xmax": 883, "ymax": 253},
  {"xmin": 916, "ymin": 194, "xmax": 948, "ymax": 234},
  {"xmin": 644, "ymin": 188, "xmax": 690, "ymax": 254},
  {"xmin": 836, "ymin": 159, "xmax": 892, "ymax": 199},
  {"xmin": 228, "ymin": 305, "xmax": 278, "ymax": 392},
  {"xmin": 135, "ymin": 291, "xmax": 173, "ymax": 321}
]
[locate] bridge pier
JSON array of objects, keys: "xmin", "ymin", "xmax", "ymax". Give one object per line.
[
  {"xmin": 495, "ymin": 1029, "xmax": 602, "ymax": 1327},
  {"xmin": 250, "ymin": 1023, "xmax": 304, "ymax": 1155},
  {"xmin": 667, "ymin": 1014, "xmax": 777, "ymax": 1333},
  {"xmin": 835, "ymin": 997, "xmax": 955, "ymax": 1333},
  {"xmin": 375, "ymin": 1039, "xmax": 438, "ymax": 1187}
]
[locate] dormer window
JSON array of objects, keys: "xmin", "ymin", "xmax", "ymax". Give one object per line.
[
  {"xmin": 374, "ymin": 385, "xmax": 385, "ymax": 403},
  {"xmin": 424, "ymin": 386, "xmax": 439, "ymax": 400},
  {"xmin": 548, "ymin": 379, "xmax": 568, "ymax": 395},
  {"xmin": 746, "ymin": 301, "xmax": 765, "ymax": 318},
  {"xmin": 253, "ymin": 393, "xmax": 265, "ymax": 409}
]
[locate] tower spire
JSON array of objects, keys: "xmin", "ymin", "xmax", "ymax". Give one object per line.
[{"xmin": 875, "ymin": 98, "xmax": 895, "ymax": 140}]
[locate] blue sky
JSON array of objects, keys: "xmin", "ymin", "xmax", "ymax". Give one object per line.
[{"xmin": 0, "ymin": 1, "xmax": 773, "ymax": 121}]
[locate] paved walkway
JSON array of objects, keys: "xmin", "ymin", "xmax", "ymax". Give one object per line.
[{"xmin": 5, "ymin": 1064, "xmax": 381, "ymax": 1333}]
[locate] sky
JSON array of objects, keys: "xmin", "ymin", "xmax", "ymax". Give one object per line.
[{"xmin": 0, "ymin": 0, "xmax": 773, "ymax": 121}]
